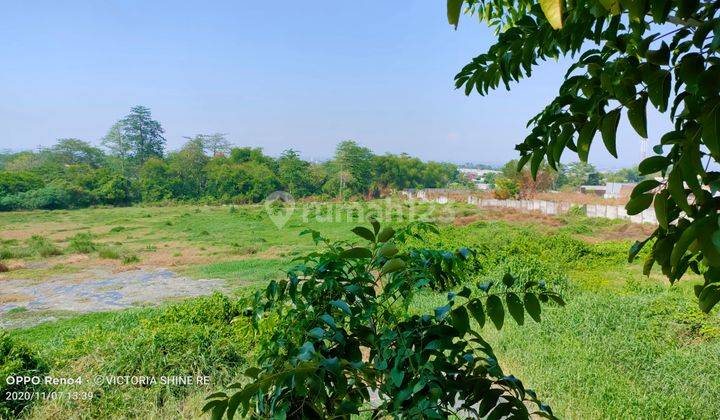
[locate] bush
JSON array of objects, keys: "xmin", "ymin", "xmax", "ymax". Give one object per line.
[
  {"xmin": 0, "ymin": 171, "xmax": 43, "ymax": 196},
  {"xmin": 0, "ymin": 332, "xmax": 48, "ymax": 418},
  {"xmin": 206, "ymin": 222, "xmax": 562, "ymax": 418},
  {"xmin": 494, "ymin": 177, "xmax": 520, "ymax": 199},
  {"xmin": 0, "ymin": 183, "xmax": 95, "ymax": 211}
]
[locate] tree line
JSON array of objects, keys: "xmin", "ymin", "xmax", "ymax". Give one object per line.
[{"xmin": 0, "ymin": 106, "xmax": 461, "ymax": 211}]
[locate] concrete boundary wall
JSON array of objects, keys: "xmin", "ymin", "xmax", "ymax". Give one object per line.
[{"xmin": 401, "ymin": 190, "xmax": 657, "ymax": 225}]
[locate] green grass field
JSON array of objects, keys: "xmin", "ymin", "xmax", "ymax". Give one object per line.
[{"xmin": 2, "ymin": 202, "xmax": 720, "ymax": 418}]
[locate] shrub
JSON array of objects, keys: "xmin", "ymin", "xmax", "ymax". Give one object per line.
[
  {"xmin": 206, "ymin": 222, "xmax": 563, "ymax": 418},
  {"xmin": 494, "ymin": 177, "xmax": 520, "ymax": 199},
  {"xmin": 0, "ymin": 332, "xmax": 48, "ymax": 418}
]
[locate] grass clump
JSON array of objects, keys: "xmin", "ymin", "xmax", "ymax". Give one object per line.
[
  {"xmin": 98, "ymin": 246, "xmax": 121, "ymax": 260},
  {"xmin": 0, "ymin": 332, "xmax": 49, "ymax": 418},
  {"xmin": 67, "ymin": 232, "xmax": 96, "ymax": 254},
  {"xmin": 27, "ymin": 235, "xmax": 62, "ymax": 258}
]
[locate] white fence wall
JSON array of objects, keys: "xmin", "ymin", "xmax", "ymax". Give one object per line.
[{"xmin": 401, "ymin": 190, "xmax": 657, "ymax": 225}]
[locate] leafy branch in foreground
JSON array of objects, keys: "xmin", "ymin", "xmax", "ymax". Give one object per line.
[
  {"xmin": 205, "ymin": 221, "xmax": 563, "ymax": 418},
  {"xmin": 449, "ymin": 0, "xmax": 720, "ymax": 313}
]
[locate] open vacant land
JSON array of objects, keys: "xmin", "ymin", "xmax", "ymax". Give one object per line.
[{"xmin": 2, "ymin": 202, "xmax": 719, "ymax": 418}]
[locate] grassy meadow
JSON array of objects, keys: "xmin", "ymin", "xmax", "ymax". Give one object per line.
[{"xmin": 1, "ymin": 201, "xmax": 719, "ymax": 418}]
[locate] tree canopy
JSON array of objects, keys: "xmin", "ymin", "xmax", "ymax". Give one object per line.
[{"xmin": 449, "ymin": 0, "xmax": 720, "ymax": 313}]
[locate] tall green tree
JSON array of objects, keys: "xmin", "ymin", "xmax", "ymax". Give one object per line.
[
  {"xmin": 102, "ymin": 122, "xmax": 133, "ymax": 175},
  {"xmin": 167, "ymin": 139, "xmax": 210, "ymax": 198},
  {"xmin": 332, "ymin": 140, "xmax": 374, "ymax": 197},
  {"xmin": 117, "ymin": 106, "xmax": 166, "ymax": 165},
  {"xmin": 449, "ymin": 0, "xmax": 720, "ymax": 312},
  {"xmin": 278, "ymin": 149, "xmax": 313, "ymax": 197}
]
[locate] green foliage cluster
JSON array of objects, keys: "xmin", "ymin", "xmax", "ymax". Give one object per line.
[
  {"xmin": 0, "ymin": 113, "xmax": 459, "ymax": 211},
  {"xmin": 0, "ymin": 332, "xmax": 48, "ymax": 418},
  {"xmin": 205, "ymin": 222, "xmax": 563, "ymax": 419},
  {"xmin": 449, "ymin": 0, "xmax": 720, "ymax": 313}
]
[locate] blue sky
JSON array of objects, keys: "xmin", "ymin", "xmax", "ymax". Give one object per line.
[{"xmin": 1, "ymin": 1, "xmax": 670, "ymax": 169}]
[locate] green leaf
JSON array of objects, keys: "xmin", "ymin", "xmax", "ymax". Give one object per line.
[
  {"xmin": 226, "ymin": 392, "xmax": 242, "ymax": 420},
  {"xmin": 379, "ymin": 243, "xmax": 399, "ymax": 258},
  {"xmin": 377, "ymin": 227, "xmax": 396, "ymax": 243},
  {"xmin": 450, "ymin": 306, "xmax": 470, "ymax": 335},
  {"xmin": 340, "ymin": 247, "xmax": 372, "ymax": 259},
  {"xmin": 628, "ymin": 95, "xmax": 648, "ymax": 138},
  {"xmin": 625, "ymin": 0, "xmax": 649, "ymax": 21},
  {"xmin": 506, "ymin": 293, "xmax": 525, "ymax": 325},
  {"xmin": 524, "ymin": 293, "xmax": 542, "ymax": 322},
  {"xmin": 486, "ymin": 295, "xmax": 505, "ymax": 330},
  {"xmin": 625, "ymin": 193, "xmax": 654, "ymax": 215},
  {"xmin": 577, "ymin": 120, "xmax": 597, "ymax": 162},
  {"xmin": 369, "ymin": 217, "xmax": 380, "ymax": 234},
  {"xmin": 701, "ymin": 101, "xmax": 720, "ymax": 160},
  {"xmin": 631, "ymin": 179, "xmax": 660, "ymax": 198},
  {"xmin": 638, "ymin": 155, "xmax": 670, "ymax": 175},
  {"xmin": 447, "ymin": 0, "xmax": 464, "ymax": 28},
  {"xmin": 548, "ymin": 293, "xmax": 566, "ymax": 306},
  {"xmin": 308, "ymin": 327, "xmax": 325, "ymax": 340},
  {"xmin": 600, "ymin": 109, "xmax": 620, "ymax": 158},
  {"xmin": 330, "ymin": 300, "xmax": 352, "ymax": 315},
  {"xmin": 391, "ymin": 366, "xmax": 405, "ymax": 387},
  {"xmin": 435, "ymin": 304, "xmax": 451, "ymax": 321},
  {"xmin": 654, "ymin": 189, "xmax": 669, "ymax": 230},
  {"xmin": 599, "ymin": 0, "xmax": 621, "ymax": 14},
  {"xmin": 699, "ymin": 284, "xmax": 720, "ymax": 313},
  {"xmin": 351, "ymin": 226, "xmax": 375, "ymax": 242},
  {"xmin": 539, "ymin": 0, "xmax": 565, "ymax": 30},
  {"xmin": 646, "ymin": 41, "xmax": 669, "ymax": 66},
  {"xmin": 668, "ymin": 167, "xmax": 691, "ymax": 214},
  {"xmin": 467, "ymin": 299, "xmax": 485, "ymax": 328},
  {"xmin": 647, "ymin": 69, "xmax": 670, "ymax": 112},
  {"xmin": 670, "ymin": 220, "xmax": 700, "ymax": 268},
  {"xmin": 678, "ymin": 53, "xmax": 704, "ymax": 87},
  {"xmin": 650, "ymin": 0, "xmax": 671, "ymax": 22},
  {"xmin": 381, "ymin": 258, "xmax": 406, "ymax": 275},
  {"xmin": 502, "ymin": 273, "xmax": 516, "ymax": 287},
  {"xmin": 297, "ymin": 341, "xmax": 315, "ymax": 361}
]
